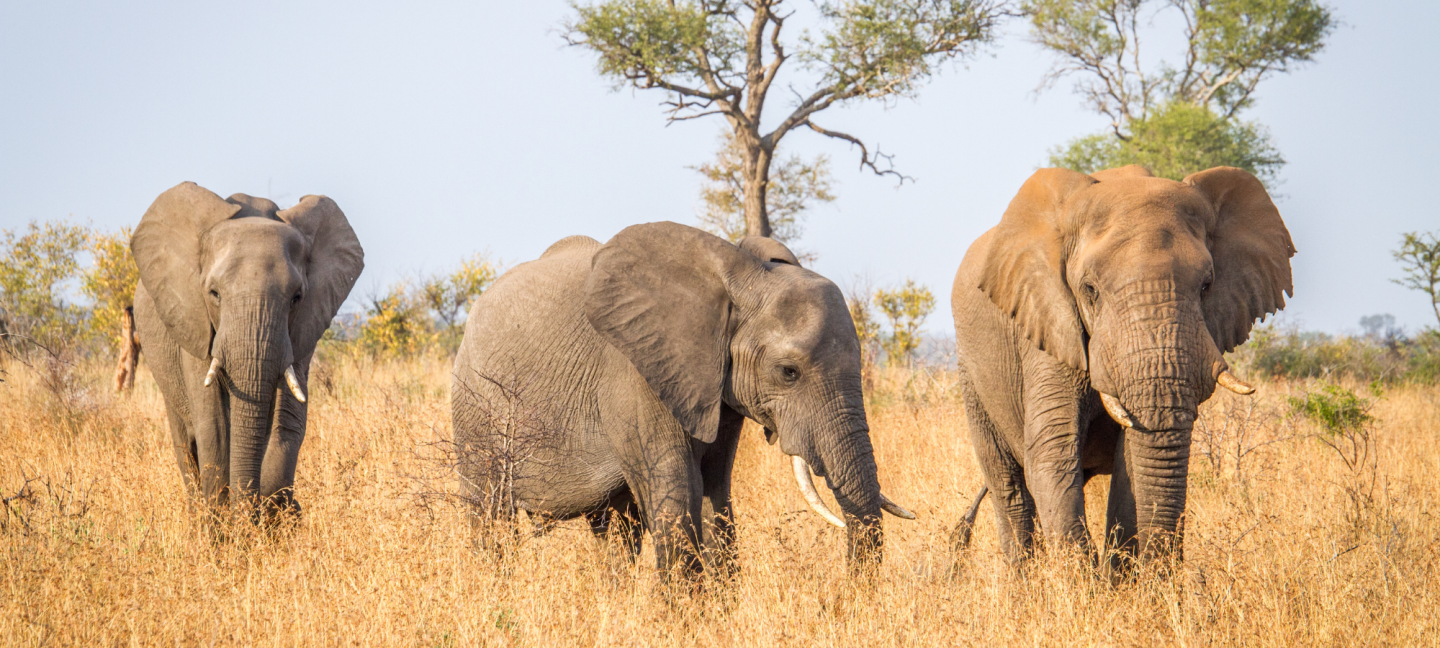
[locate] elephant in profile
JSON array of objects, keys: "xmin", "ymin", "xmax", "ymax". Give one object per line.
[
  {"xmin": 951, "ymin": 165, "xmax": 1293, "ymax": 568},
  {"xmin": 452, "ymin": 222, "xmax": 913, "ymax": 580},
  {"xmin": 130, "ymin": 182, "xmax": 363, "ymax": 522}
]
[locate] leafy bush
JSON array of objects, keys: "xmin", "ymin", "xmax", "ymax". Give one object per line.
[
  {"xmin": 347, "ymin": 254, "xmax": 499, "ymax": 358},
  {"xmin": 0, "ymin": 220, "xmax": 110, "ymax": 357},
  {"xmin": 1287, "ymin": 383, "xmax": 1377, "ymax": 437},
  {"xmin": 1233, "ymin": 321, "xmax": 1440, "ymax": 385}
]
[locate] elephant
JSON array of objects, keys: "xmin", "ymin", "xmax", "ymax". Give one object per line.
[
  {"xmin": 950, "ymin": 165, "xmax": 1293, "ymax": 569},
  {"xmin": 129, "ymin": 182, "xmax": 363, "ymax": 523},
  {"xmin": 451, "ymin": 222, "xmax": 914, "ymax": 580}
]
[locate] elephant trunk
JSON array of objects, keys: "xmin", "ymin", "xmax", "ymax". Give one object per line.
[
  {"xmin": 1107, "ymin": 426, "xmax": 1191, "ymax": 566},
  {"xmin": 216, "ymin": 295, "xmax": 293, "ymax": 518},
  {"xmin": 1091, "ymin": 280, "xmax": 1208, "ymax": 567},
  {"xmin": 811, "ymin": 393, "xmax": 884, "ymax": 570}
]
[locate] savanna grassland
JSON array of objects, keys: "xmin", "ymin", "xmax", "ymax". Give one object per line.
[{"xmin": 3, "ymin": 353, "xmax": 1438, "ymax": 646}]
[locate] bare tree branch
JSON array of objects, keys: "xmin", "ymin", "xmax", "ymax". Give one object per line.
[{"xmin": 804, "ymin": 120, "xmax": 913, "ymax": 185}]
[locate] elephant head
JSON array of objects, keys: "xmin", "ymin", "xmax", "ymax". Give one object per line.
[
  {"xmin": 584, "ymin": 223, "xmax": 911, "ymax": 567},
  {"xmin": 979, "ymin": 165, "xmax": 1293, "ymax": 559},
  {"xmin": 131, "ymin": 182, "xmax": 363, "ymax": 510}
]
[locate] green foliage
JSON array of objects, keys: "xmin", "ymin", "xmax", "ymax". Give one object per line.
[
  {"xmin": 874, "ymin": 279, "xmax": 935, "ymax": 366},
  {"xmin": 1287, "ymin": 383, "xmax": 1376, "ymax": 438},
  {"xmin": 693, "ymin": 132, "xmax": 835, "ymax": 254},
  {"xmin": 355, "ymin": 283, "xmax": 434, "ymax": 358},
  {"xmin": 847, "ymin": 287, "xmax": 884, "ymax": 371},
  {"xmin": 1182, "ymin": 0, "xmax": 1335, "ymax": 115},
  {"xmin": 80, "ymin": 227, "xmax": 139, "ymax": 352},
  {"xmin": 1233, "ymin": 321, "xmax": 1440, "ymax": 385},
  {"xmin": 1028, "ymin": 0, "xmax": 1334, "ymax": 181},
  {"xmin": 352, "ymin": 254, "xmax": 500, "ymax": 358},
  {"xmin": 0, "ymin": 221, "xmax": 93, "ymax": 354},
  {"xmin": 1048, "ymin": 101, "xmax": 1284, "ymax": 184},
  {"xmin": 423, "ymin": 253, "xmax": 499, "ymax": 351},
  {"xmin": 565, "ymin": 0, "xmax": 1005, "ymax": 240},
  {"xmin": 1392, "ymin": 230, "xmax": 1440, "ymax": 326},
  {"xmin": 564, "ymin": 0, "xmax": 740, "ymax": 90},
  {"xmin": 807, "ymin": 0, "xmax": 1005, "ymax": 102}
]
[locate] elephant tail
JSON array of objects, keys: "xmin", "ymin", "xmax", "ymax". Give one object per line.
[
  {"xmin": 948, "ymin": 485, "xmax": 989, "ymax": 551},
  {"xmin": 113, "ymin": 305, "xmax": 140, "ymax": 393}
]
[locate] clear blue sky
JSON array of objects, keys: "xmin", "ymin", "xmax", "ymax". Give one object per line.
[{"xmin": 2, "ymin": 1, "xmax": 1436, "ymax": 334}]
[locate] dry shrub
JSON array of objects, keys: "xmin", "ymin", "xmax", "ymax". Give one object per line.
[{"xmin": 2, "ymin": 357, "xmax": 1438, "ymax": 645}]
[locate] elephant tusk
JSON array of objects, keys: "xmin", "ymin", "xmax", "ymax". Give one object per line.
[
  {"xmin": 203, "ymin": 357, "xmax": 221, "ymax": 387},
  {"xmin": 792, "ymin": 456, "xmax": 845, "ymax": 528},
  {"xmin": 880, "ymin": 493, "xmax": 917, "ymax": 520},
  {"xmin": 1217, "ymin": 370, "xmax": 1255, "ymax": 396},
  {"xmin": 1100, "ymin": 392, "xmax": 1135, "ymax": 428},
  {"xmin": 284, "ymin": 365, "xmax": 307, "ymax": 403}
]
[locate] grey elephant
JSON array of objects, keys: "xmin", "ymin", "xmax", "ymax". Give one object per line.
[
  {"xmin": 452, "ymin": 222, "xmax": 913, "ymax": 580},
  {"xmin": 951, "ymin": 165, "xmax": 1293, "ymax": 568},
  {"xmin": 130, "ymin": 182, "xmax": 363, "ymax": 522}
]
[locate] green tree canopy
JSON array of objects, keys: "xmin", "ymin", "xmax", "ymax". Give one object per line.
[
  {"xmin": 565, "ymin": 0, "xmax": 1007, "ymax": 239},
  {"xmin": 1029, "ymin": 0, "xmax": 1334, "ymax": 182}
]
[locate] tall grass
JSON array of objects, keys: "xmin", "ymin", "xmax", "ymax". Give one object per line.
[{"xmin": 2, "ymin": 353, "xmax": 1438, "ymax": 645}]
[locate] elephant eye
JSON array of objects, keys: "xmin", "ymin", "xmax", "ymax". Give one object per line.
[
  {"xmin": 209, "ymin": 289, "xmax": 220, "ymax": 301},
  {"xmin": 292, "ymin": 292, "xmax": 303, "ymax": 305},
  {"xmin": 1082, "ymin": 282, "xmax": 1098, "ymax": 303},
  {"xmin": 780, "ymin": 365, "xmax": 800, "ymax": 382}
]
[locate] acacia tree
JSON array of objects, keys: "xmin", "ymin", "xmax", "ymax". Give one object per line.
[
  {"xmin": 692, "ymin": 131, "xmax": 835, "ymax": 257},
  {"xmin": 1393, "ymin": 230, "xmax": 1440, "ymax": 327},
  {"xmin": 564, "ymin": 0, "xmax": 1008, "ymax": 237},
  {"xmin": 1029, "ymin": 0, "xmax": 1335, "ymax": 183}
]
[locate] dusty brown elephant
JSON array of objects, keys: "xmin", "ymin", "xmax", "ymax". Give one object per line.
[
  {"xmin": 951, "ymin": 165, "xmax": 1293, "ymax": 569},
  {"xmin": 130, "ymin": 182, "xmax": 363, "ymax": 523}
]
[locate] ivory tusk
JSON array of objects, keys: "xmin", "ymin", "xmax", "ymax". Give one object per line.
[
  {"xmin": 880, "ymin": 493, "xmax": 917, "ymax": 520},
  {"xmin": 284, "ymin": 365, "xmax": 307, "ymax": 403},
  {"xmin": 1100, "ymin": 392, "xmax": 1135, "ymax": 428},
  {"xmin": 1217, "ymin": 370, "xmax": 1255, "ymax": 396},
  {"xmin": 792, "ymin": 456, "xmax": 845, "ymax": 528},
  {"xmin": 203, "ymin": 357, "xmax": 221, "ymax": 387}
]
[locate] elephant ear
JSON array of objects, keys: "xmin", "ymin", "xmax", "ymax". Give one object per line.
[
  {"xmin": 585, "ymin": 222, "xmax": 764, "ymax": 443},
  {"xmin": 738, "ymin": 236, "xmax": 800, "ymax": 266},
  {"xmin": 977, "ymin": 168, "xmax": 1098, "ymax": 371},
  {"xmin": 131, "ymin": 182, "xmax": 242, "ymax": 359},
  {"xmin": 277, "ymin": 195, "xmax": 365, "ymax": 363},
  {"xmin": 1184, "ymin": 167, "xmax": 1295, "ymax": 353}
]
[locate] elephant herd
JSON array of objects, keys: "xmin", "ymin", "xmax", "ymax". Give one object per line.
[{"xmin": 119, "ymin": 164, "xmax": 1293, "ymax": 581}]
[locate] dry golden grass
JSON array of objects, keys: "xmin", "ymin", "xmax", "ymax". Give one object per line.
[{"xmin": 3, "ymin": 354, "xmax": 1438, "ymax": 646}]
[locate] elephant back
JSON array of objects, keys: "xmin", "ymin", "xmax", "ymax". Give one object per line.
[{"xmin": 452, "ymin": 237, "xmax": 607, "ymax": 442}]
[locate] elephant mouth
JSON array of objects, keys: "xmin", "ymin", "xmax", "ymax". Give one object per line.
[
  {"xmin": 203, "ymin": 356, "xmax": 308, "ymax": 403},
  {"xmin": 788, "ymin": 455, "xmax": 915, "ymax": 527},
  {"xmin": 1098, "ymin": 367, "xmax": 1255, "ymax": 431}
]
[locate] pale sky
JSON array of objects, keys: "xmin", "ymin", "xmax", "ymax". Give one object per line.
[{"xmin": 2, "ymin": 1, "xmax": 1436, "ymax": 334}]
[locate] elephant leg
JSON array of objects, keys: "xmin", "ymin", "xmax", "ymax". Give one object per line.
[
  {"xmin": 1103, "ymin": 430, "xmax": 1140, "ymax": 575},
  {"xmin": 1021, "ymin": 416, "xmax": 1090, "ymax": 553},
  {"xmin": 964, "ymin": 388, "xmax": 1035, "ymax": 563},
  {"xmin": 260, "ymin": 358, "xmax": 309, "ymax": 522},
  {"xmin": 586, "ymin": 489, "xmax": 644, "ymax": 559},
  {"xmin": 1019, "ymin": 352, "xmax": 1092, "ymax": 554},
  {"xmin": 184, "ymin": 352, "xmax": 230, "ymax": 511},
  {"xmin": 698, "ymin": 405, "xmax": 745, "ymax": 580},
  {"xmin": 617, "ymin": 428, "xmax": 704, "ymax": 581},
  {"xmin": 165, "ymin": 405, "xmax": 200, "ymax": 497}
]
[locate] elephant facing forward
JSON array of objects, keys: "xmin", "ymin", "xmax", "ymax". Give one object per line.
[
  {"xmin": 452, "ymin": 222, "xmax": 913, "ymax": 581},
  {"xmin": 131, "ymin": 182, "xmax": 363, "ymax": 523},
  {"xmin": 952, "ymin": 165, "xmax": 1293, "ymax": 569}
]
